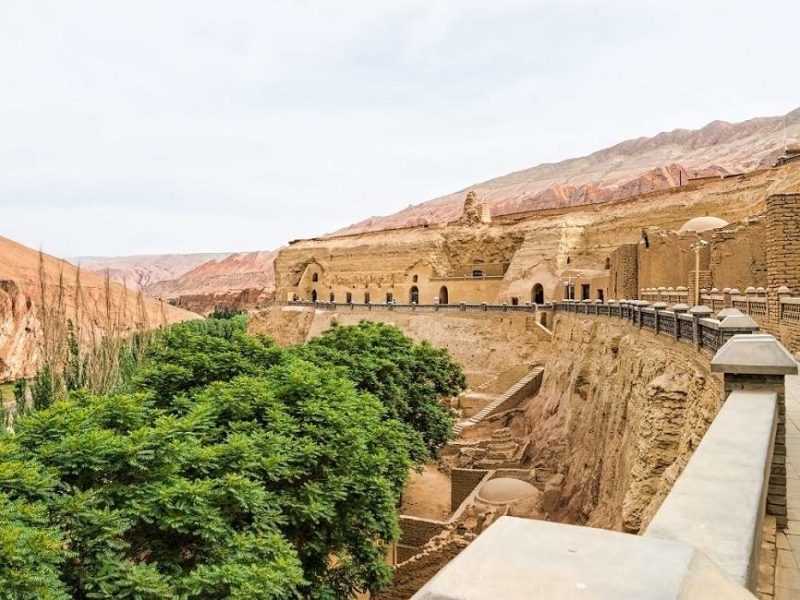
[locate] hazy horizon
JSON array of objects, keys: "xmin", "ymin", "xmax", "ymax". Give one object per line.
[{"xmin": 2, "ymin": 1, "xmax": 800, "ymax": 258}]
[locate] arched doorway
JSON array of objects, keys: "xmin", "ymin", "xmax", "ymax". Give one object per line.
[
  {"xmin": 409, "ymin": 286, "xmax": 419, "ymax": 304},
  {"xmin": 439, "ymin": 286, "xmax": 449, "ymax": 305},
  {"xmin": 311, "ymin": 289, "xmax": 317, "ymax": 302},
  {"xmin": 532, "ymin": 284, "xmax": 544, "ymax": 304}
]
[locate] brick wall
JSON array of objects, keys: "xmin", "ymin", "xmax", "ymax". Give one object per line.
[
  {"xmin": 767, "ymin": 194, "xmax": 800, "ymax": 350},
  {"xmin": 397, "ymin": 516, "xmax": 447, "ymax": 562},
  {"xmin": 609, "ymin": 243, "xmax": 638, "ymax": 299},
  {"xmin": 450, "ymin": 469, "xmax": 490, "ymax": 512}
]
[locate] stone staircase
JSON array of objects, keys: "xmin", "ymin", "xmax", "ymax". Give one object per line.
[{"xmin": 453, "ymin": 366, "xmax": 544, "ymax": 435}]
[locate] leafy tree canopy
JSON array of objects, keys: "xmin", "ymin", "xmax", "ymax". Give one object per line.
[
  {"xmin": 0, "ymin": 317, "xmax": 465, "ymax": 599},
  {"xmin": 295, "ymin": 320, "xmax": 465, "ymax": 459}
]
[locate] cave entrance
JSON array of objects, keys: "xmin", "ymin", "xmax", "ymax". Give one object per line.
[
  {"xmin": 439, "ymin": 286, "xmax": 449, "ymax": 305},
  {"xmin": 532, "ymin": 283, "xmax": 544, "ymax": 305},
  {"xmin": 311, "ymin": 289, "xmax": 317, "ymax": 302},
  {"xmin": 410, "ymin": 286, "xmax": 419, "ymax": 304}
]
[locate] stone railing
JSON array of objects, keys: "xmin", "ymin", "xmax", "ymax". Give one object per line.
[
  {"xmin": 412, "ymin": 315, "xmax": 798, "ymax": 598},
  {"xmin": 551, "ymin": 299, "xmax": 759, "ymax": 355},
  {"xmin": 640, "ymin": 286, "xmax": 689, "ymax": 304},
  {"xmin": 273, "ymin": 299, "xmax": 545, "ymax": 314}
]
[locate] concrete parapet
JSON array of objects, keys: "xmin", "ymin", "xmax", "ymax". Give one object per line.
[
  {"xmin": 711, "ymin": 334, "xmax": 798, "ymax": 530},
  {"xmin": 412, "ymin": 517, "xmax": 753, "ymax": 600},
  {"xmin": 644, "ymin": 390, "xmax": 777, "ymax": 590}
]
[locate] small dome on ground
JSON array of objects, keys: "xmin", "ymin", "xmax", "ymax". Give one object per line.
[
  {"xmin": 678, "ymin": 216, "xmax": 729, "ymax": 234},
  {"xmin": 477, "ymin": 477, "xmax": 539, "ymax": 504}
]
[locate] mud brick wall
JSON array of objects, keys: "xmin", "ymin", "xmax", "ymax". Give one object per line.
[
  {"xmin": 609, "ymin": 243, "xmax": 639, "ymax": 300},
  {"xmin": 450, "ymin": 468, "xmax": 489, "ymax": 513},
  {"xmin": 766, "ymin": 194, "xmax": 800, "ymax": 351},
  {"xmin": 397, "ymin": 516, "xmax": 447, "ymax": 563}
]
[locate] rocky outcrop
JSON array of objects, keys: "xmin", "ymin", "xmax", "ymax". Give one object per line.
[
  {"xmin": 522, "ymin": 313, "xmax": 721, "ymax": 533},
  {"xmin": 0, "ymin": 280, "xmax": 40, "ymax": 381}
]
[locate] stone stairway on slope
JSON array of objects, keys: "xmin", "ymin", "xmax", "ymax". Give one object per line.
[{"xmin": 453, "ymin": 366, "xmax": 544, "ymax": 435}]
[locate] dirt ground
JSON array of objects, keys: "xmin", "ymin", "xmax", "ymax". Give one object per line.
[{"xmin": 401, "ymin": 464, "xmax": 452, "ymax": 520}]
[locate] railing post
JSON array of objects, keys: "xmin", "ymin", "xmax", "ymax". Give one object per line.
[
  {"xmin": 653, "ymin": 302, "xmax": 667, "ymax": 334},
  {"xmin": 688, "ymin": 305, "xmax": 713, "ymax": 349},
  {"xmin": 672, "ymin": 303, "xmax": 689, "ymax": 340},
  {"xmin": 711, "ymin": 334, "xmax": 798, "ymax": 530}
]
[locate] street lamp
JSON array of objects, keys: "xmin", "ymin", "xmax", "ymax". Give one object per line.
[
  {"xmin": 690, "ymin": 240, "xmax": 708, "ymax": 306},
  {"xmin": 560, "ymin": 272, "xmax": 583, "ymax": 301}
]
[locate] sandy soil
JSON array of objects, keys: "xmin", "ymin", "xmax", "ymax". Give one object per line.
[{"xmin": 401, "ymin": 464, "xmax": 453, "ymax": 521}]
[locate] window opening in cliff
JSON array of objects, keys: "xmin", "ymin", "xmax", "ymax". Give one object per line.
[
  {"xmin": 311, "ymin": 289, "xmax": 317, "ymax": 302},
  {"xmin": 329, "ymin": 292, "xmax": 335, "ymax": 302},
  {"xmin": 364, "ymin": 292, "xmax": 370, "ymax": 303},
  {"xmin": 532, "ymin": 284, "xmax": 544, "ymax": 304},
  {"xmin": 581, "ymin": 284, "xmax": 590, "ymax": 300},
  {"xmin": 604, "ymin": 257, "xmax": 611, "ymax": 270},
  {"xmin": 346, "ymin": 292, "xmax": 352, "ymax": 303},
  {"xmin": 439, "ymin": 286, "xmax": 449, "ymax": 304},
  {"xmin": 410, "ymin": 286, "xmax": 419, "ymax": 304},
  {"xmin": 312, "ymin": 272, "xmax": 319, "ymax": 282},
  {"xmin": 386, "ymin": 292, "xmax": 394, "ymax": 303},
  {"xmin": 511, "ymin": 297, "xmax": 519, "ymax": 305},
  {"xmin": 412, "ymin": 274, "xmax": 418, "ymax": 282},
  {"xmin": 564, "ymin": 283, "xmax": 575, "ymax": 300},
  {"xmin": 472, "ymin": 269, "xmax": 484, "ymax": 277},
  {"xmin": 597, "ymin": 289, "xmax": 604, "ymax": 302}
]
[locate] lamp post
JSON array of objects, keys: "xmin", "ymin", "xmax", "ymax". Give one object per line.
[
  {"xmin": 560, "ymin": 272, "xmax": 583, "ymax": 301},
  {"xmin": 691, "ymin": 240, "xmax": 708, "ymax": 306}
]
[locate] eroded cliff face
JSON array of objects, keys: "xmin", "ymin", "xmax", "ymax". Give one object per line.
[
  {"xmin": 0, "ymin": 280, "xmax": 41, "ymax": 381},
  {"xmin": 522, "ymin": 313, "xmax": 721, "ymax": 533}
]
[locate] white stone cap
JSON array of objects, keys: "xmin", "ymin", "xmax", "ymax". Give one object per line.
[
  {"xmin": 412, "ymin": 517, "xmax": 752, "ymax": 600},
  {"xmin": 652, "ymin": 302, "xmax": 669, "ymax": 309},
  {"xmin": 672, "ymin": 303, "xmax": 690, "ymax": 311},
  {"xmin": 688, "ymin": 305, "xmax": 713, "ymax": 316},
  {"xmin": 718, "ymin": 314, "xmax": 759, "ymax": 330},
  {"xmin": 711, "ymin": 334, "xmax": 798, "ymax": 375},
  {"xmin": 717, "ymin": 307, "xmax": 743, "ymax": 319}
]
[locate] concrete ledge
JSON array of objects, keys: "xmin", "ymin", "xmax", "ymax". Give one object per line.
[
  {"xmin": 711, "ymin": 334, "xmax": 798, "ymax": 375},
  {"xmin": 412, "ymin": 517, "xmax": 753, "ymax": 599},
  {"xmin": 645, "ymin": 390, "xmax": 777, "ymax": 590}
]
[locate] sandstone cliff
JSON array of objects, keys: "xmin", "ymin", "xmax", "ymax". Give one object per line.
[
  {"xmin": 522, "ymin": 313, "xmax": 721, "ymax": 533},
  {"xmin": 0, "ymin": 236, "xmax": 198, "ymax": 382}
]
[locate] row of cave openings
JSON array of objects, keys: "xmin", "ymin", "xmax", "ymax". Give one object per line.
[{"xmin": 307, "ymin": 282, "xmax": 547, "ymax": 305}]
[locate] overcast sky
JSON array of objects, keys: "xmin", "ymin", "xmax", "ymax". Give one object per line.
[{"xmin": 1, "ymin": 1, "xmax": 799, "ymax": 258}]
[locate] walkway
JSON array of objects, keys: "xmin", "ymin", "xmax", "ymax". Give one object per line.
[{"xmin": 775, "ymin": 365, "xmax": 800, "ymax": 599}]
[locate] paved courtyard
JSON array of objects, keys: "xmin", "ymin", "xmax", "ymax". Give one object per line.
[{"xmin": 775, "ymin": 367, "xmax": 800, "ymax": 599}]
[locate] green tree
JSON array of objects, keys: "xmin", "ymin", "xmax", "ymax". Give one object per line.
[
  {"xmin": 0, "ymin": 317, "xmax": 423, "ymax": 599},
  {"xmin": 295, "ymin": 320, "xmax": 465, "ymax": 458}
]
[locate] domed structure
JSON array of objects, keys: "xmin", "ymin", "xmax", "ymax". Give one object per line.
[
  {"xmin": 678, "ymin": 216, "xmax": 729, "ymax": 234},
  {"xmin": 476, "ymin": 477, "xmax": 539, "ymax": 505}
]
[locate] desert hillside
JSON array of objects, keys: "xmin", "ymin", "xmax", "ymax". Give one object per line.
[
  {"xmin": 148, "ymin": 249, "xmax": 279, "ymax": 298},
  {"xmin": 337, "ymin": 106, "xmax": 800, "ymax": 234},
  {"xmin": 74, "ymin": 252, "xmax": 231, "ymax": 289},
  {"xmin": 0, "ymin": 236, "xmax": 198, "ymax": 381}
]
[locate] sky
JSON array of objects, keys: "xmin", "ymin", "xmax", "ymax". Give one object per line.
[{"xmin": 1, "ymin": 0, "xmax": 799, "ymax": 258}]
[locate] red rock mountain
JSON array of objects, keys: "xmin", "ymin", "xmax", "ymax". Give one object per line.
[
  {"xmin": 146, "ymin": 250, "xmax": 280, "ymax": 314},
  {"xmin": 73, "ymin": 253, "xmax": 231, "ymax": 290},
  {"xmin": 336, "ymin": 106, "xmax": 800, "ymax": 234}
]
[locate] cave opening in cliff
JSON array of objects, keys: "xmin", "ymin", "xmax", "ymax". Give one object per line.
[
  {"xmin": 532, "ymin": 283, "xmax": 544, "ymax": 304},
  {"xmin": 439, "ymin": 286, "xmax": 449, "ymax": 304},
  {"xmin": 311, "ymin": 289, "xmax": 317, "ymax": 302},
  {"xmin": 410, "ymin": 286, "xmax": 419, "ymax": 304}
]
